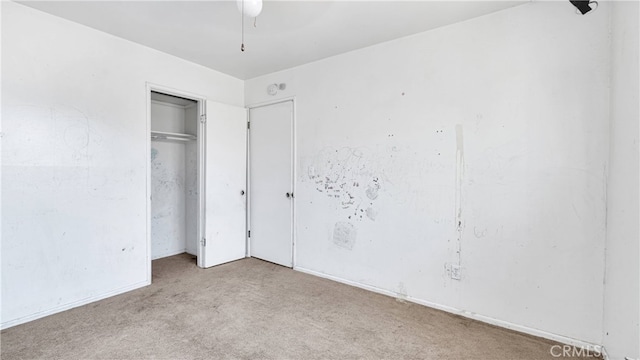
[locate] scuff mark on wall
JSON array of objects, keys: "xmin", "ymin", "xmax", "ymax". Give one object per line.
[
  {"xmin": 396, "ymin": 282, "xmax": 408, "ymax": 303},
  {"xmin": 333, "ymin": 221, "xmax": 357, "ymax": 250}
]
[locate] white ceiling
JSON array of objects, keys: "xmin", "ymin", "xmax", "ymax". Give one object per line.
[{"xmin": 20, "ymin": 1, "xmax": 526, "ymax": 80}]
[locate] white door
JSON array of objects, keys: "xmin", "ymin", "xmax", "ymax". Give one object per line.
[
  {"xmin": 200, "ymin": 101, "xmax": 247, "ymax": 268},
  {"xmin": 249, "ymin": 100, "xmax": 294, "ymax": 267}
]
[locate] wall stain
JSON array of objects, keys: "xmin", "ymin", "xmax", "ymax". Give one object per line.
[
  {"xmin": 473, "ymin": 226, "xmax": 488, "ymax": 239},
  {"xmin": 333, "ymin": 222, "xmax": 357, "ymax": 250},
  {"xmin": 365, "ymin": 179, "xmax": 380, "ymax": 200},
  {"xmin": 303, "ymin": 142, "xmax": 449, "ymax": 228},
  {"xmin": 365, "ymin": 207, "xmax": 378, "ymax": 221},
  {"xmin": 307, "ymin": 147, "xmax": 382, "ymax": 222}
]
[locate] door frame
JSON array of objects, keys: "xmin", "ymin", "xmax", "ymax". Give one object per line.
[
  {"xmin": 246, "ymin": 97, "xmax": 297, "ymax": 268},
  {"xmin": 145, "ymin": 83, "xmax": 207, "ymax": 280}
]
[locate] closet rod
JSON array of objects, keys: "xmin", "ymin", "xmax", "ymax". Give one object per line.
[
  {"xmin": 151, "ymin": 135, "xmax": 195, "ymax": 142},
  {"xmin": 150, "ymin": 131, "xmax": 196, "ymax": 142}
]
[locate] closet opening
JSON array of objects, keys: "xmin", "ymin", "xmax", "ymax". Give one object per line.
[{"xmin": 149, "ymin": 90, "xmax": 201, "ymax": 271}]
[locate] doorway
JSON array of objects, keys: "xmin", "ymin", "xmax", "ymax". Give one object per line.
[
  {"xmin": 248, "ymin": 99, "xmax": 295, "ymax": 267},
  {"xmin": 149, "ymin": 91, "xmax": 200, "ymax": 264},
  {"xmin": 147, "ymin": 85, "xmax": 248, "ymax": 275}
]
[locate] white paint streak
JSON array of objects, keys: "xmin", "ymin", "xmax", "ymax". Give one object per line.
[{"xmin": 454, "ymin": 124, "xmax": 464, "ymax": 266}]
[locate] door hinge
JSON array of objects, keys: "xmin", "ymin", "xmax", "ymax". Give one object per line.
[
  {"xmin": 247, "ymin": 121, "xmax": 250, "ymax": 129},
  {"xmin": 200, "ymin": 114, "xmax": 207, "ymax": 124},
  {"xmin": 247, "ymin": 230, "xmax": 251, "ymax": 238},
  {"xmin": 201, "ymin": 237, "xmax": 206, "ymax": 247}
]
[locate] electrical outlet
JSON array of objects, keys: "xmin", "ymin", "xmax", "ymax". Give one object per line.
[{"xmin": 451, "ymin": 264, "xmax": 461, "ymax": 280}]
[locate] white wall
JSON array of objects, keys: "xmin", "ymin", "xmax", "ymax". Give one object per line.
[
  {"xmin": 150, "ymin": 101, "xmax": 198, "ymax": 259},
  {"xmin": 151, "ymin": 136, "xmax": 187, "ymax": 259},
  {"xmin": 1, "ymin": 2, "xmax": 243, "ymax": 328},
  {"xmin": 246, "ymin": 2, "xmax": 610, "ymax": 346},
  {"xmin": 603, "ymin": 2, "xmax": 640, "ymax": 359},
  {"xmin": 151, "ymin": 101, "xmax": 188, "ymax": 133}
]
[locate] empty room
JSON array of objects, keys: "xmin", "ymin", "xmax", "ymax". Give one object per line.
[{"xmin": 1, "ymin": 0, "xmax": 638, "ymax": 359}]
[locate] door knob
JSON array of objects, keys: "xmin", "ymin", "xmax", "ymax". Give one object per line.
[
  {"xmin": 286, "ymin": 192, "xmax": 290, "ymax": 198},
  {"xmin": 241, "ymin": 190, "xmax": 245, "ymax": 195}
]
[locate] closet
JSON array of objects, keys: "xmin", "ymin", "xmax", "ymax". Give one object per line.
[
  {"xmin": 150, "ymin": 91, "xmax": 199, "ymax": 260},
  {"xmin": 147, "ymin": 88, "xmax": 248, "ymax": 269}
]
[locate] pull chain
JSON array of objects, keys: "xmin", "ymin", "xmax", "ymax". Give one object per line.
[{"xmin": 240, "ymin": 0, "xmax": 245, "ymax": 51}]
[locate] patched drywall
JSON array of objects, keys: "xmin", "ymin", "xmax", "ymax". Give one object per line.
[{"xmin": 246, "ymin": 1, "xmax": 610, "ymax": 345}]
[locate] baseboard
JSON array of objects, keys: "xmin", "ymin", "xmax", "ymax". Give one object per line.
[
  {"xmin": 152, "ymin": 248, "xmax": 187, "ymax": 260},
  {"xmin": 294, "ymin": 266, "xmax": 605, "ymax": 355},
  {"xmin": 0, "ymin": 280, "xmax": 150, "ymax": 330}
]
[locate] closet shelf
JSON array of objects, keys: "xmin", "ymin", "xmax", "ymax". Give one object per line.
[{"xmin": 150, "ymin": 131, "xmax": 196, "ymax": 142}]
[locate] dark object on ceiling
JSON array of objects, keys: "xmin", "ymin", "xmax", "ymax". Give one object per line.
[{"xmin": 570, "ymin": 0, "xmax": 596, "ymax": 15}]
